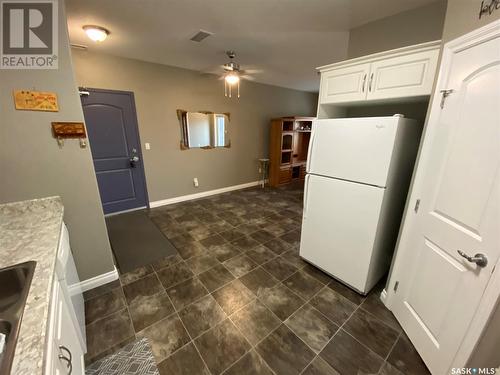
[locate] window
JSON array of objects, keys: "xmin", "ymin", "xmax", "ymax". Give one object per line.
[{"xmin": 216, "ymin": 115, "xmax": 225, "ymax": 147}]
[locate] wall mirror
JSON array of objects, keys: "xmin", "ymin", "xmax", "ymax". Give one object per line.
[{"xmin": 177, "ymin": 110, "xmax": 231, "ymax": 149}]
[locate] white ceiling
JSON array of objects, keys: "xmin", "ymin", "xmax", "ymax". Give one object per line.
[{"xmin": 66, "ymin": 0, "xmax": 438, "ymax": 92}]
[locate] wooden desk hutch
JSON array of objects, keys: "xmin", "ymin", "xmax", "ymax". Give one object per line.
[{"xmin": 268, "ymin": 116, "xmax": 315, "ymax": 187}]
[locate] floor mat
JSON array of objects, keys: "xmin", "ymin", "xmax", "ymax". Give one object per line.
[
  {"xmin": 86, "ymin": 338, "xmax": 159, "ymax": 375},
  {"xmin": 106, "ymin": 210, "xmax": 177, "ymax": 273}
]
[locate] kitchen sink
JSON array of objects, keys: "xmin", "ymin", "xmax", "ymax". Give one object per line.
[{"xmin": 0, "ymin": 261, "xmax": 36, "ymax": 375}]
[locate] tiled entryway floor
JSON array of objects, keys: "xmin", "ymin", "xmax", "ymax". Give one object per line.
[{"xmin": 84, "ymin": 183, "xmax": 430, "ymax": 375}]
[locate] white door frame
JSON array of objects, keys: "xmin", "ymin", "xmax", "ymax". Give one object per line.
[{"xmin": 385, "ymin": 19, "xmax": 500, "ymax": 371}]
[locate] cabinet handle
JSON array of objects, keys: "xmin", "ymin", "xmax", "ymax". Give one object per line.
[
  {"xmin": 59, "ymin": 345, "xmax": 72, "ymax": 362},
  {"xmin": 361, "ymin": 74, "xmax": 367, "ymax": 92},
  {"xmin": 369, "ymin": 73, "xmax": 374, "ymax": 92},
  {"xmin": 59, "ymin": 345, "xmax": 73, "ymax": 375}
]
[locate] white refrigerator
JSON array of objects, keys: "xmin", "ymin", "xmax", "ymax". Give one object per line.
[{"xmin": 300, "ymin": 116, "xmax": 422, "ymax": 294}]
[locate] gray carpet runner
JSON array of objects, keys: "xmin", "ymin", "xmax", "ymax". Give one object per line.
[{"xmin": 86, "ymin": 338, "xmax": 159, "ymax": 375}]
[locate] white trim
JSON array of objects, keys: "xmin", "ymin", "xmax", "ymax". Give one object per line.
[
  {"xmin": 104, "ymin": 206, "xmax": 147, "ymax": 217},
  {"xmin": 149, "ymin": 180, "xmax": 262, "ymax": 208},
  {"xmin": 385, "ymin": 19, "xmax": 500, "ymax": 372},
  {"xmin": 379, "ymin": 288, "xmax": 387, "ymax": 305},
  {"xmin": 73, "ymin": 266, "xmax": 119, "ymax": 293},
  {"xmin": 317, "ymin": 40, "xmax": 442, "ymax": 71}
]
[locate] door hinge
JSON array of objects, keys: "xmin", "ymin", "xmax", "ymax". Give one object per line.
[
  {"xmin": 414, "ymin": 199, "xmax": 420, "ymax": 213},
  {"xmin": 440, "ymin": 89, "xmax": 454, "ymax": 109},
  {"xmin": 393, "ymin": 281, "xmax": 399, "ymax": 292}
]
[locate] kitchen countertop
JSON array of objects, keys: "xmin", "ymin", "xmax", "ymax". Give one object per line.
[{"xmin": 0, "ymin": 197, "xmax": 64, "ymax": 375}]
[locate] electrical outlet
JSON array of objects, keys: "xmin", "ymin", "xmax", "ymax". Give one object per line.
[
  {"xmin": 145, "ymin": 142, "xmax": 150, "ymax": 150},
  {"xmin": 193, "ymin": 177, "xmax": 199, "ymax": 187},
  {"xmin": 258, "ymin": 167, "xmax": 262, "ymax": 173}
]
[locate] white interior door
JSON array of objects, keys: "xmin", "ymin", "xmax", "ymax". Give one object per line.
[
  {"xmin": 300, "ymin": 174, "xmax": 385, "ymax": 293},
  {"xmin": 387, "ymin": 25, "xmax": 500, "ymax": 374}
]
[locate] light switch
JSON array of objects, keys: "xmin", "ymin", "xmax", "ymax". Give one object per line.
[{"xmin": 145, "ymin": 142, "xmax": 150, "ymax": 150}]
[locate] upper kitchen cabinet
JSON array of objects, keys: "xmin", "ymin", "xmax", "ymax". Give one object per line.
[
  {"xmin": 366, "ymin": 48, "xmax": 439, "ymax": 101},
  {"xmin": 320, "ymin": 63, "xmax": 371, "ymax": 104},
  {"xmin": 317, "ymin": 41, "xmax": 441, "ymax": 118}
]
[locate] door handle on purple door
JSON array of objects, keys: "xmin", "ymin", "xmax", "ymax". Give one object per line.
[{"xmin": 130, "ymin": 156, "xmax": 140, "ymax": 167}]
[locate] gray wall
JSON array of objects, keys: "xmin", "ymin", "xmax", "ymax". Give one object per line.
[
  {"xmin": 347, "ymin": 1, "xmax": 447, "ymax": 59},
  {"xmin": 0, "ymin": 0, "xmax": 115, "ymax": 281},
  {"xmin": 443, "ymin": 0, "xmax": 500, "ymax": 42},
  {"xmin": 440, "ymin": 2, "xmax": 500, "ymax": 368},
  {"xmin": 346, "ymin": 102, "xmax": 431, "ymax": 124},
  {"xmin": 71, "ymin": 50, "xmax": 318, "ymax": 203}
]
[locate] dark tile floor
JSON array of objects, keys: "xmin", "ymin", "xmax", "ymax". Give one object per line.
[{"xmin": 84, "ymin": 183, "xmax": 430, "ymax": 375}]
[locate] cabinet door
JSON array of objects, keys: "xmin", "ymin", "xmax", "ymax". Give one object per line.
[
  {"xmin": 279, "ymin": 166, "xmax": 292, "ymax": 184},
  {"xmin": 57, "ymin": 223, "xmax": 86, "ymax": 350},
  {"xmin": 54, "ymin": 280, "xmax": 86, "ymax": 375},
  {"xmin": 320, "ymin": 63, "xmax": 370, "ymax": 104},
  {"xmin": 366, "ymin": 48, "xmax": 439, "ymax": 101}
]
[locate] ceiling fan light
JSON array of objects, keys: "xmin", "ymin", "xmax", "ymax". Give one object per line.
[
  {"xmin": 83, "ymin": 25, "xmax": 110, "ymax": 42},
  {"xmin": 225, "ymin": 72, "xmax": 240, "ymax": 85}
]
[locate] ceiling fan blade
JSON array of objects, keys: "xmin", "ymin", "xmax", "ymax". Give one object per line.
[
  {"xmin": 199, "ymin": 66, "xmax": 223, "ymax": 75},
  {"xmin": 241, "ymin": 69, "xmax": 263, "ymax": 74},
  {"xmin": 240, "ymin": 75, "xmax": 256, "ymax": 81}
]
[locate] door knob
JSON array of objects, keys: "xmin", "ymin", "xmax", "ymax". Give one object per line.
[
  {"xmin": 457, "ymin": 250, "xmax": 488, "ymax": 268},
  {"xmin": 129, "ymin": 155, "xmax": 139, "ymax": 167}
]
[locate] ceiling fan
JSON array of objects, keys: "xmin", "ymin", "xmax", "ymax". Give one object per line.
[{"xmin": 220, "ymin": 51, "xmax": 259, "ymax": 98}]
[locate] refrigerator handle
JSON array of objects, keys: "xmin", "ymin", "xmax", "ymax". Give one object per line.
[
  {"xmin": 306, "ymin": 127, "xmax": 316, "ymax": 173},
  {"xmin": 303, "ymin": 174, "xmax": 310, "ymax": 219}
]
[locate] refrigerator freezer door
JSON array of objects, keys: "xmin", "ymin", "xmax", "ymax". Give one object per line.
[
  {"xmin": 307, "ymin": 117, "xmax": 399, "ymax": 187},
  {"xmin": 300, "ymin": 174, "xmax": 385, "ymax": 293}
]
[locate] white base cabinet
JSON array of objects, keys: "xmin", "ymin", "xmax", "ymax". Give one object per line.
[
  {"xmin": 46, "ymin": 279, "xmax": 85, "ymax": 375},
  {"xmin": 45, "ymin": 224, "xmax": 86, "ymax": 375},
  {"xmin": 318, "ymin": 40, "xmax": 440, "ymax": 109}
]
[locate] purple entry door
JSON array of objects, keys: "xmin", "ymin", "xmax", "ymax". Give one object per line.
[{"xmin": 81, "ymin": 88, "xmax": 148, "ymax": 214}]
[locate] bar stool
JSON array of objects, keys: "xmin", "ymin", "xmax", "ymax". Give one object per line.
[{"xmin": 258, "ymin": 158, "xmax": 269, "ymax": 188}]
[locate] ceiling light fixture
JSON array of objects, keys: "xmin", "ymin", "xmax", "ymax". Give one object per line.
[
  {"xmin": 83, "ymin": 25, "xmax": 110, "ymax": 42},
  {"xmin": 225, "ymin": 72, "xmax": 240, "ymax": 85},
  {"xmin": 224, "ymin": 71, "xmax": 240, "ymax": 98},
  {"xmin": 223, "ymin": 51, "xmax": 241, "ymax": 98}
]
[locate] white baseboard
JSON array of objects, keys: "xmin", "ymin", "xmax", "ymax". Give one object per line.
[
  {"xmin": 380, "ymin": 288, "xmax": 388, "ymax": 305},
  {"xmin": 77, "ymin": 266, "xmax": 119, "ymax": 293},
  {"xmin": 149, "ymin": 180, "xmax": 262, "ymax": 208}
]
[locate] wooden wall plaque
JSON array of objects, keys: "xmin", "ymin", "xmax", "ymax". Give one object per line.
[
  {"xmin": 52, "ymin": 122, "xmax": 86, "ymax": 138},
  {"xmin": 14, "ymin": 90, "xmax": 59, "ymax": 112}
]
